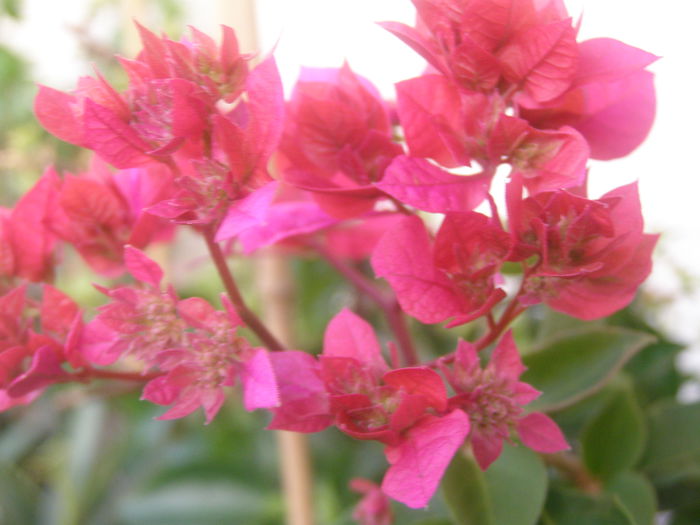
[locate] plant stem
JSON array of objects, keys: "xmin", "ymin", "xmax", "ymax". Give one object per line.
[
  {"xmin": 426, "ymin": 267, "xmax": 531, "ymax": 368},
  {"xmin": 474, "ymin": 297, "xmax": 526, "ymax": 351},
  {"xmin": 71, "ymin": 367, "xmax": 163, "ymax": 383},
  {"xmin": 541, "ymin": 452, "xmax": 601, "ymax": 494},
  {"xmin": 474, "ymin": 263, "xmax": 533, "ymax": 351},
  {"xmin": 317, "ymin": 244, "xmax": 419, "ymax": 366},
  {"xmin": 204, "ymin": 229, "xmax": 285, "ymax": 352}
]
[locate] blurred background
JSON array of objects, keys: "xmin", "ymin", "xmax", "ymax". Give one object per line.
[{"xmin": 0, "ymin": 1, "xmax": 698, "ymax": 523}]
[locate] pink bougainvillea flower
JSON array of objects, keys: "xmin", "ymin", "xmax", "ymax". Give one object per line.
[
  {"xmin": 50, "ymin": 169, "xmax": 130, "ymax": 276},
  {"xmin": 519, "ymin": 38, "xmax": 658, "ymax": 160},
  {"xmin": 233, "ymin": 185, "xmax": 403, "ymax": 260},
  {"xmin": 2, "ymin": 167, "xmax": 60, "ymax": 285},
  {"xmin": 498, "ymin": 17, "xmax": 579, "ymax": 103},
  {"xmin": 279, "ymin": 64, "xmax": 402, "ymax": 218},
  {"xmin": 212, "ymin": 54, "xmax": 285, "ymax": 188},
  {"xmin": 129, "ymin": 23, "xmax": 250, "ymax": 103},
  {"xmin": 372, "ymin": 214, "xmax": 511, "ymax": 327},
  {"xmin": 34, "ymin": 24, "xmax": 275, "ymax": 170},
  {"xmin": 0, "ymin": 284, "xmax": 82, "ymax": 410},
  {"xmin": 147, "ymin": 56, "xmax": 284, "ymax": 228},
  {"xmin": 394, "ymin": 74, "xmax": 501, "ymax": 169},
  {"xmin": 35, "ymin": 74, "xmax": 206, "ymax": 168},
  {"xmin": 237, "ymin": 200, "xmax": 338, "ymax": 254},
  {"xmin": 141, "ymin": 296, "xmax": 278, "ymax": 423},
  {"xmin": 507, "ymin": 179, "xmax": 658, "ymax": 319},
  {"xmin": 394, "ymin": 74, "xmax": 587, "ymax": 196},
  {"xmin": 381, "ymin": 0, "xmax": 575, "ymax": 98},
  {"xmin": 111, "ymin": 162, "xmax": 177, "ymax": 247},
  {"xmin": 84, "ymin": 245, "xmax": 186, "ymax": 366},
  {"xmin": 381, "ymin": 409, "xmax": 470, "ymax": 508},
  {"xmin": 376, "ymin": 156, "xmax": 490, "ymax": 213},
  {"xmin": 490, "ymin": 116, "xmax": 589, "ymax": 194},
  {"xmin": 350, "ymin": 478, "xmax": 394, "ymax": 525},
  {"xmin": 322, "ymin": 214, "xmax": 406, "ymax": 261},
  {"xmin": 213, "ymin": 181, "xmax": 280, "ymax": 241},
  {"xmin": 322, "ymin": 310, "xmax": 468, "ymax": 509},
  {"xmin": 215, "ymin": 183, "xmax": 342, "ymax": 254},
  {"xmin": 46, "ymin": 159, "xmax": 172, "ymax": 277},
  {"xmin": 266, "ymin": 350, "xmax": 333, "ymax": 433},
  {"xmin": 270, "ymin": 309, "xmax": 466, "ymax": 508},
  {"xmin": 84, "ymin": 246, "xmax": 277, "ymax": 422},
  {"xmin": 441, "ymin": 332, "xmax": 568, "ymax": 469}
]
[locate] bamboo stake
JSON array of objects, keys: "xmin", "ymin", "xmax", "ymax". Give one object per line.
[
  {"xmin": 258, "ymin": 252, "xmax": 316, "ymax": 525},
  {"xmin": 216, "ymin": 2, "xmax": 316, "ymax": 523}
]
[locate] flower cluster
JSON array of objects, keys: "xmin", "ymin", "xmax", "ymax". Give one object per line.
[{"xmin": 2, "ymin": 0, "xmax": 658, "ymax": 521}]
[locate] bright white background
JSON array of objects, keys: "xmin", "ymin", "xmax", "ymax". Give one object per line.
[{"xmin": 2, "ymin": 0, "xmax": 699, "ymax": 396}]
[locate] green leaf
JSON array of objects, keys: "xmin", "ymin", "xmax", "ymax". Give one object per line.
[
  {"xmin": 118, "ymin": 481, "xmax": 273, "ymax": 525},
  {"xmin": 605, "ymin": 472, "xmax": 657, "ymax": 525},
  {"xmin": 534, "ymin": 308, "xmax": 601, "ymax": 342},
  {"xmin": 671, "ymin": 507, "xmax": 700, "ymax": 525},
  {"xmin": 624, "ymin": 342, "xmax": 685, "ymax": 406},
  {"xmin": 521, "ymin": 327, "xmax": 654, "ymax": 412},
  {"xmin": 0, "ymin": 464, "xmax": 39, "ymax": 525},
  {"xmin": 442, "ymin": 449, "xmax": 494, "ymax": 525},
  {"xmin": 642, "ymin": 400, "xmax": 700, "ymax": 473},
  {"xmin": 484, "ymin": 443, "xmax": 548, "ymax": 525},
  {"xmin": 582, "ymin": 381, "xmax": 646, "ymax": 480},
  {"xmin": 543, "ymin": 487, "xmax": 636, "ymax": 525},
  {"xmin": 547, "ymin": 384, "xmax": 615, "ymax": 439}
]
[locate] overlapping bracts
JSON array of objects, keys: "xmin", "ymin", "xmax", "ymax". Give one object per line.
[{"xmin": 6, "ymin": 0, "xmax": 658, "ymax": 517}]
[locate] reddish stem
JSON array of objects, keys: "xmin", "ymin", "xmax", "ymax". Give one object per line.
[
  {"xmin": 69, "ymin": 367, "xmax": 164, "ymax": 383},
  {"xmin": 317, "ymin": 244, "xmax": 419, "ymax": 367},
  {"xmin": 541, "ymin": 452, "xmax": 601, "ymax": 494},
  {"xmin": 426, "ymin": 265, "xmax": 532, "ymax": 368},
  {"xmin": 474, "ymin": 298, "xmax": 526, "ymax": 351},
  {"xmin": 473, "ymin": 261, "xmax": 535, "ymax": 351},
  {"xmin": 204, "ymin": 229, "xmax": 285, "ymax": 352},
  {"xmin": 486, "ymin": 312, "xmax": 496, "ymax": 331}
]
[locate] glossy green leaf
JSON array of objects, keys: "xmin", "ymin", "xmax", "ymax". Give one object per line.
[
  {"xmin": 624, "ymin": 342, "xmax": 684, "ymax": 405},
  {"xmin": 542, "ymin": 487, "xmax": 636, "ymax": 525},
  {"xmin": 442, "ymin": 449, "xmax": 494, "ymax": 525},
  {"xmin": 642, "ymin": 400, "xmax": 700, "ymax": 473},
  {"xmin": 522, "ymin": 327, "xmax": 654, "ymax": 412},
  {"xmin": 535, "ymin": 308, "xmax": 600, "ymax": 342},
  {"xmin": 546, "ymin": 384, "xmax": 615, "ymax": 439},
  {"xmin": 605, "ymin": 471, "xmax": 657, "ymax": 525},
  {"xmin": 582, "ymin": 381, "xmax": 646, "ymax": 480},
  {"xmin": 484, "ymin": 443, "xmax": 548, "ymax": 525}
]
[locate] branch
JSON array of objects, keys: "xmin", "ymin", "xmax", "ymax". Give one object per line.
[
  {"xmin": 316, "ymin": 244, "xmax": 419, "ymax": 366},
  {"xmin": 541, "ymin": 452, "xmax": 601, "ymax": 494},
  {"xmin": 204, "ymin": 229, "xmax": 285, "ymax": 352},
  {"xmin": 69, "ymin": 366, "xmax": 164, "ymax": 383}
]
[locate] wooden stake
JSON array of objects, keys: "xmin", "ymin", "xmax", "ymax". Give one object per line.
[
  {"xmin": 258, "ymin": 252, "xmax": 316, "ymax": 525},
  {"xmin": 219, "ymin": 4, "xmax": 316, "ymax": 522}
]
